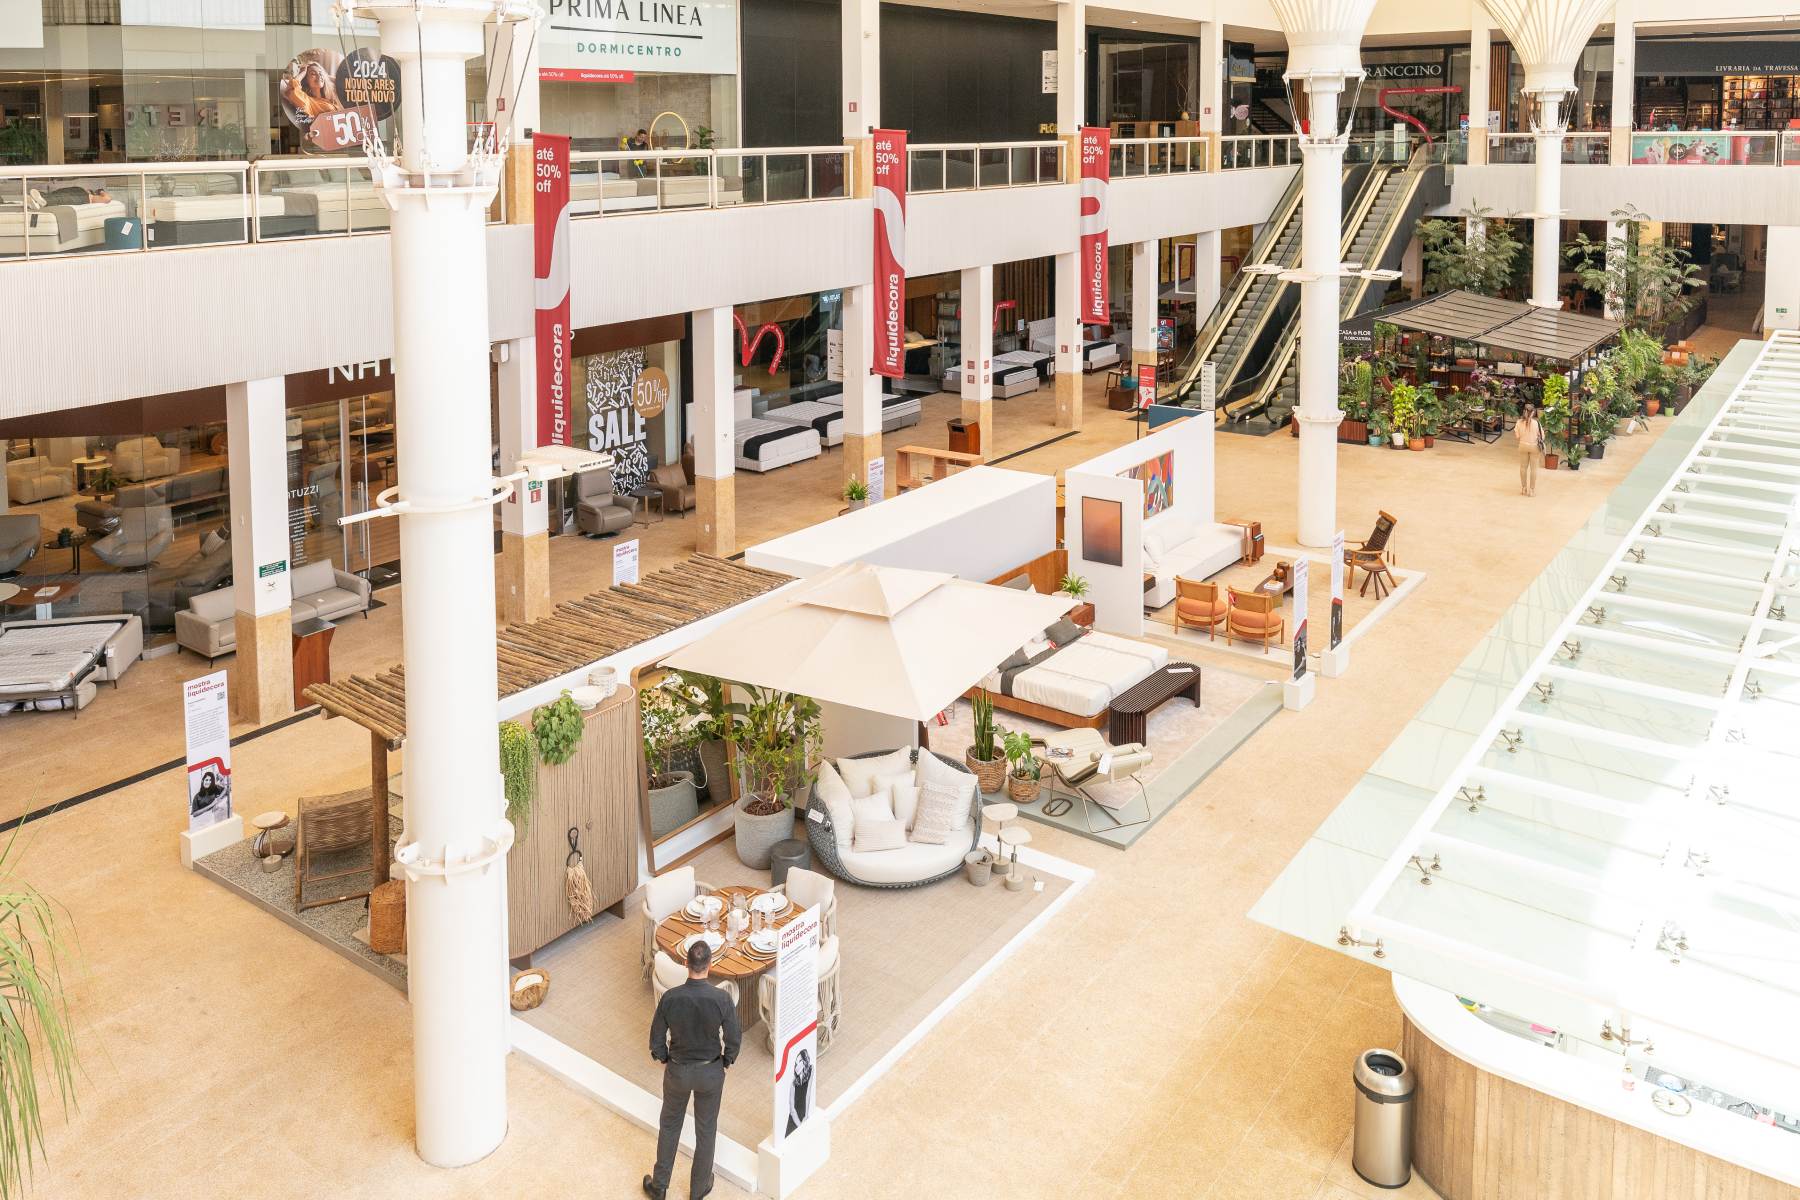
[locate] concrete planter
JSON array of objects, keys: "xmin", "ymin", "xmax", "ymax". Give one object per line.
[
  {"xmin": 696, "ymin": 738, "xmax": 732, "ymax": 810},
  {"xmin": 647, "ymin": 771, "xmax": 699, "ymax": 840},
  {"xmin": 734, "ymin": 797, "xmax": 795, "ymax": 869}
]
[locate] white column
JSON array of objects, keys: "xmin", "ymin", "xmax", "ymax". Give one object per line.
[
  {"xmin": 839, "ymin": 285, "xmax": 882, "ymax": 487},
  {"xmin": 1296, "ymin": 79, "xmax": 1347, "ymax": 549},
  {"xmin": 1199, "ymin": 20, "xmax": 1224, "ymax": 166},
  {"xmin": 226, "ymin": 376, "xmax": 294, "ymax": 723},
  {"xmin": 1468, "ymin": 7, "xmax": 1490, "ymax": 164},
  {"xmin": 1056, "ymin": 0, "xmax": 1086, "ymax": 137},
  {"xmin": 960, "ymin": 264, "xmax": 995, "ymax": 415},
  {"xmin": 842, "ymin": 0, "xmax": 879, "ymax": 138},
  {"xmin": 1530, "ymin": 92, "xmax": 1565, "ymax": 309},
  {"xmin": 1130, "ymin": 240, "xmax": 1159, "ymax": 387},
  {"xmin": 1054, "ymin": 251, "xmax": 1083, "ymax": 428},
  {"xmin": 496, "ymin": 336, "xmax": 550, "ymax": 623},
  {"xmin": 1766, "ymin": 228, "xmax": 1800, "ymax": 333},
  {"xmin": 1610, "ymin": 0, "xmax": 1635, "ymax": 163},
  {"xmin": 1055, "ymin": 0, "xmax": 1087, "ymax": 430},
  {"xmin": 364, "ymin": 0, "xmax": 513, "ymax": 1169},
  {"xmin": 1191, "ymin": 229, "xmax": 1221, "ymax": 319},
  {"xmin": 693, "ymin": 306, "xmax": 737, "ymax": 553}
]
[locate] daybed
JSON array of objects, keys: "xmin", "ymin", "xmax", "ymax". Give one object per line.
[
  {"xmin": 0, "ymin": 615, "xmax": 142, "ymax": 715},
  {"xmin": 1142, "ymin": 513, "xmax": 1249, "ymax": 609},
  {"xmin": 175, "ymin": 561, "xmax": 371, "ymax": 663},
  {"xmin": 804, "ymin": 748, "xmax": 982, "ymax": 889},
  {"xmin": 0, "ymin": 199, "xmax": 127, "ymax": 256},
  {"xmin": 976, "ymin": 624, "xmax": 1169, "ymax": 728},
  {"xmin": 734, "ymin": 418, "xmax": 822, "ymax": 473}
]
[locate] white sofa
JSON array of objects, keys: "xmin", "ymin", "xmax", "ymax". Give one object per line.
[
  {"xmin": 1142, "ymin": 512, "xmax": 1246, "ymax": 609},
  {"xmin": 6, "ymin": 456, "xmax": 74, "ymax": 504},
  {"xmin": 113, "ymin": 436, "xmax": 179, "ymax": 482},
  {"xmin": 175, "ymin": 560, "xmax": 372, "ymax": 662}
]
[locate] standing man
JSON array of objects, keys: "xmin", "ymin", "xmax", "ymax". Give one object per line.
[{"xmin": 645, "ymin": 941, "xmax": 740, "ymax": 1200}]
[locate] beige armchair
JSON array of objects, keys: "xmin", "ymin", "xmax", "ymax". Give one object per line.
[
  {"xmin": 773, "ymin": 867, "xmax": 837, "ymax": 938},
  {"xmin": 1039, "ymin": 726, "xmax": 1154, "ymax": 833},
  {"xmin": 651, "ymin": 462, "xmax": 696, "ymax": 517},
  {"xmin": 0, "ymin": 513, "xmax": 39, "ymax": 574},
  {"xmin": 652, "ymin": 950, "xmax": 738, "ymax": 1006},
  {"xmin": 114, "ymin": 436, "xmax": 179, "ymax": 481},
  {"xmin": 6, "ymin": 457, "xmax": 73, "ymax": 504}
]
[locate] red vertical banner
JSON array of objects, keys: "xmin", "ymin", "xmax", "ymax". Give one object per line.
[
  {"xmin": 1079, "ymin": 126, "xmax": 1110, "ymax": 325},
  {"xmin": 533, "ymin": 132, "xmax": 572, "ymax": 446},
  {"xmin": 871, "ymin": 129, "xmax": 908, "ymax": 379}
]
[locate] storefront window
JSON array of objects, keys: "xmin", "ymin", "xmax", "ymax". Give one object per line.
[
  {"xmin": 732, "ymin": 293, "xmax": 837, "ymax": 409},
  {"xmin": 571, "ymin": 327, "xmax": 684, "ymax": 505},
  {"xmin": 1097, "ymin": 40, "xmax": 1198, "ymax": 128}
]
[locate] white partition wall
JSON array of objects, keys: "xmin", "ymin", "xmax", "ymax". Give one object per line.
[{"xmin": 1063, "ymin": 469, "xmax": 1145, "ymax": 637}]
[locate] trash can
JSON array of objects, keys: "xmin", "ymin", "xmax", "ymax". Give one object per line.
[
  {"xmin": 1352, "ymin": 1048, "xmax": 1414, "ymax": 1189},
  {"xmin": 947, "ymin": 418, "xmax": 979, "ymax": 455}
]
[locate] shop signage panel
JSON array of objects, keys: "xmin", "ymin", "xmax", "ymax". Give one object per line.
[
  {"xmin": 1292, "ymin": 554, "xmax": 1309, "ymax": 681},
  {"xmin": 632, "ymin": 366, "xmax": 670, "ymax": 420},
  {"xmin": 287, "ymin": 359, "xmax": 393, "ymax": 406},
  {"xmin": 278, "ymin": 47, "xmax": 399, "ymax": 146},
  {"xmin": 866, "ymin": 456, "xmax": 884, "ymax": 503},
  {"xmin": 613, "ymin": 539, "xmax": 640, "ymax": 586},
  {"xmin": 1630, "ymin": 133, "xmax": 1763, "ymax": 166},
  {"xmin": 1079, "ymin": 127, "xmax": 1109, "ymax": 325},
  {"xmin": 1635, "ymin": 37, "xmax": 1800, "ymax": 77},
  {"xmin": 538, "ymin": 67, "xmax": 637, "ymax": 83},
  {"xmin": 1330, "ymin": 530, "xmax": 1345, "ymax": 651},
  {"xmin": 1137, "ymin": 362, "xmax": 1157, "ymax": 407},
  {"xmin": 1364, "ymin": 61, "xmax": 1445, "ymax": 80},
  {"xmin": 534, "ymin": 133, "xmax": 574, "ymax": 447},
  {"xmin": 1042, "ymin": 50, "xmax": 1058, "ymax": 94},
  {"xmin": 542, "ymin": 0, "xmax": 739, "ymax": 77},
  {"xmin": 183, "ymin": 671, "xmax": 233, "ymax": 833},
  {"xmin": 585, "ymin": 348, "xmax": 653, "ymax": 492},
  {"xmin": 826, "ymin": 328, "xmax": 843, "ymax": 382},
  {"xmin": 871, "ymin": 129, "xmax": 908, "ymax": 379},
  {"xmin": 771, "ymin": 904, "xmax": 822, "ymax": 1146}
]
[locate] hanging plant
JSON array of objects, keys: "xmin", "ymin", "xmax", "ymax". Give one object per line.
[
  {"xmin": 532, "ymin": 691, "xmax": 584, "ymax": 767},
  {"xmin": 498, "ymin": 720, "xmax": 536, "ymax": 837}
]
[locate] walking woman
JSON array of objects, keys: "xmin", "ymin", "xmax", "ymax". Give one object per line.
[{"xmin": 1516, "ymin": 402, "xmax": 1542, "ymax": 496}]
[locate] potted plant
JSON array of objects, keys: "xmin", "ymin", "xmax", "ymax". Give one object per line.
[
  {"xmin": 1338, "ymin": 359, "xmax": 1373, "ymax": 444},
  {"xmin": 1581, "ymin": 399, "xmax": 1608, "ymax": 460},
  {"xmin": 1391, "ymin": 382, "xmax": 1424, "ymax": 451},
  {"xmin": 1540, "ymin": 373, "xmax": 1570, "ymax": 470},
  {"xmin": 1367, "ymin": 408, "xmax": 1392, "ymax": 448},
  {"xmin": 729, "ymin": 685, "xmax": 821, "ymax": 868},
  {"xmin": 674, "ymin": 671, "xmax": 737, "ymax": 811},
  {"xmin": 642, "ymin": 680, "xmax": 700, "ymax": 836},
  {"xmin": 1416, "ymin": 384, "xmax": 1441, "ymax": 449},
  {"xmin": 1059, "ymin": 573, "xmax": 1089, "ymax": 600},
  {"xmin": 1001, "ymin": 728, "xmax": 1040, "ymax": 803},
  {"xmin": 498, "ymin": 720, "xmax": 535, "ymax": 838},
  {"xmin": 0, "ymin": 836, "xmax": 76, "ymax": 1194},
  {"xmin": 965, "ymin": 689, "xmax": 1006, "ymax": 793},
  {"xmin": 843, "ymin": 477, "xmax": 869, "ymax": 511}
]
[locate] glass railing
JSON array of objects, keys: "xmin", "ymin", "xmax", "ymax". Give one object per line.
[
  {"xmin": 251, "ymin": 156, "xmax": 393, "ymax": 239},
  {"xmin": 905, "ymin": 141, "xmax": 1064, "ymax": 192},
  {"xmin": 570, "ymin": 146, "xmax": 851, "ymax": 214},
  {"xmin": 1219, "ymin": 134, "xmax": 1300, "ymax": 169},
  {"xmin": 1109, "ymin": 136, "xmax": 1208, "ymax": 177},
  {"xmin": 0, "ymin": 161, "xmax": 249, "ymax": 260}
]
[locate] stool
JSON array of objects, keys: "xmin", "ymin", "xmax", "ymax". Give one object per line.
[
  {"xmin": 769, "ymin": 839, "xmax": 810, "ymax": 888},
  {"xmin": 103, "ymin": 216, "xmax": 142, "ymax": 250}
]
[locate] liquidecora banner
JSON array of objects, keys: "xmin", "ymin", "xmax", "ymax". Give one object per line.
[
  {"xmin": 871, "ymin": 129, "xmax": 908, "ymax": 378},
  {"xmin": 534, "ymin": 133, "xmax": 573, "ymax": 446},
  {"xmin": 1079, "ymin": 127, "xmax": 1110, "ymax": 324}
]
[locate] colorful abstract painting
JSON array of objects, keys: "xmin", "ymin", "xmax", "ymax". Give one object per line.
[{"xmin": 1123, "ymin": 451, "xmax": 1175, "ymax": 518}]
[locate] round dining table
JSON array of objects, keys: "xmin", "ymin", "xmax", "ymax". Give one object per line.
[{"xmin": 655, "ymin": 884, "xmax": 803, "ymax": 1030}]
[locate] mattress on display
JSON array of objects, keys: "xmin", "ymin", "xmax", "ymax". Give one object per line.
[
  {"xmin": 0, "ymin": 618, "xmax": 124, "ymax": 701},
  {"xmin": 734, "ymin": 418, "xmax": 822, "ymax": 472}
]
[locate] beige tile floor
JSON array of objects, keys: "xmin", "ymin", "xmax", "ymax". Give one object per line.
[{"xmin": 16, "ymin": 343, "xmax": 1707, "ymax": 1199}]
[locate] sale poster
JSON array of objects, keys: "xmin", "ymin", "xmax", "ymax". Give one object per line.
[
  {"xmin": 1078, "ymin": 127, "xmax": 1110, "ymax": 324},
  {"xmin": 871, "ymin": 129, "xmax": 908, "ymax": 378},
  {"xmin": 1330, "ymin": 530, "xmax": 1345, "ymax": 650},
  {"xmin": 534, "ymin": 133, "xmax": 573, "ymax": 448},
  {"xmin": 1292, "ymin": 556, "xmax": 1309, "ymax": 681}
]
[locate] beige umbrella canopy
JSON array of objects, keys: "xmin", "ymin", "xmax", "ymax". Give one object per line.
[{"xmin": 662, "ymin": 562, "xmax": 1075, "ymax": 721}]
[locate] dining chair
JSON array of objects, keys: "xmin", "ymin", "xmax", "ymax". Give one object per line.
[
  {"xmin": 1226, "ymin": 587, "xmax": 1285, "ymax": 651},
  {"xmin": 639, "ymin": 866, "xmax": 720, "ymax": 980},
  {"xmin": 774, "ymin": 867, "xmax": 838, "ymax": 938},
  {"xmin": 651, "ymin": 950, "xmax": 738, "ymax": 1006},
  {"xmin": 1173, "ymin": 577, "xmax": 1228, "ymax": 639},
  {"xmin": 757, "ymin": 934, "xmax": 841, "ymax": 1054}
]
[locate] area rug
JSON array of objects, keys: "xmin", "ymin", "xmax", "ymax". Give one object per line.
[
  {"xmin": 521, "ymin": 839, "xmax": 1071, "ymax": 1149},
  {"xmin": 933, "ymin": 662, "xmax": 1282, "ymax": 849}
]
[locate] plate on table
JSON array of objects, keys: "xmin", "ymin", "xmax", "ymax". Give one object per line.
[
  {"xmin": 684, "ymin": 895, "xmax": 724, "ymax": 921},
  {"xmin": 748, "ymin": 929, "xmax": 779, "ymax": 956},
  {"xmin": 680, "ymin": 931, "xmax": 724, "ymax": 957},
  {"xmin": 749, "ymin": 893, "xmax": 789, "ymax": 916}
]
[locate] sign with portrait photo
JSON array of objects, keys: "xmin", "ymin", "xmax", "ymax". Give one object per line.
[
  {"xmin": 1291, "ymin": 556, "xmax": 1309, "ymax": 681},
  {"xmin": 771, "ymin": 904, "xmax": 822, "ymax": 1146},
  {"xmin": 183, "ymin": 671, "xmax": 233, "ymax": 832}
]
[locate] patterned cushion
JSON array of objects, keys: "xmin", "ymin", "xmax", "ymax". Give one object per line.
[
  {"xmin": 853, "ymin": 817, "xmax": 907, "ymax": 853},
  {"xmin": 915, "ymin": 752, "xmax": 976, "ymax": 831},
  {"xmin": 909, "ymin": 782, "xmax": 964, "ymax": 845},
  {"xmin": 838, "ymin": 748, "xmax": 914, "ymax": 796}
]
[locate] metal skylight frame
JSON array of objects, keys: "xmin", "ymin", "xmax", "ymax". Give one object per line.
[{"xmin": 1341, "ymin": 331, "xmax": 1800, "ymax": 1069}]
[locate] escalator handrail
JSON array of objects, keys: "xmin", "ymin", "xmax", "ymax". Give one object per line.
[{"xmin": 1182, "ymin": 170, "xmax": 1303, "ymax": 368}]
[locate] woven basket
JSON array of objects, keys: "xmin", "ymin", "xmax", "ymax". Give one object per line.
[
  {"xmin": 510, "ymin": 968, "xmax": 551, "ymax": 1011},
  {"xmin": 1006, "ymin": 773, "xmax": 1041, "ymax": 804},
  {"xmin": 965, "ymin": 750, "xmax": 1007, "ymax": 794},
  {"xmin": 368, "ymin": 880, "xmax": 406, "ymax": 955}
]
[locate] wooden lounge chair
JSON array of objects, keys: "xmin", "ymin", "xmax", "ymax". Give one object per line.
[
  {"xmin": 1345, "ymin": 511, "xmax": 1398, "ymax": 598},
  {"xmin": 293, "ymin": 786, "xmax": 376, "ymax": 913},
  {"xmin": 1225, "ymin": 587, "xmax": 1285, "ymax": 651},
  {"xmin": 1173, "ymin": 577, "xmax": 1228, "ymax": 639}
]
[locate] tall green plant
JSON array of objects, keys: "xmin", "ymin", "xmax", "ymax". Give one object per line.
[
  {"xmin": 1417, "ymin": 205, "xmax": 1523, "ymax": 297},
  {"xmin": 969, "ymin": 690, "xmax": 999, "ymax": 763},
  {"xmin": 730, "ymin": 686, "xmax": 821, "ymax": 812},
  {"xmin": 0, "ymin": 837, "xmax": 77, "ymax": 1200},
  {"xmin": 1389, "ymin": 382, "xmax": 1420, "ymax": 439},
  {"xmin": 1565, "ymin": 206, "xmax": 1700, "ymax": 330},
  {"xmin": 640, "ymin": 681, "xmax": 695, "ymax": 788}
]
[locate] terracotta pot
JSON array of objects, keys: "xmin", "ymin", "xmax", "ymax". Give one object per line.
[
  {"xmin": 1544, "ymin": 453, "xmax": 1560, "ymax": 470},
  {"xmin": 966, "ymin": 749, "xmax": 1007, "ymax": 793},
  {"xmin": 1422, "ymin": 434, "xmax": 1435, "ymax": 448},
  {"xmin": 1645, "ymin": 398, "xmax": 1661, "ymax": 417},
  {"xmin": 1407, "ymin": 437, "xmax": 1425, "ymax": 452}
]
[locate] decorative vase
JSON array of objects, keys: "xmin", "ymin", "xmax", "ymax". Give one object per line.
[
  {"xmin": 966, "ymin": 749, "xmax": 1007, "ymax": 794},
  {"xmin": 1368, "ymin": 433, "xmax": 1383, "ymax": 447},
  {"xmin": 964, "ymin": 849, "xmax": 993, "ymax": 886},
  {"xmin": 648, "ymin": 771, "xmax": 700, "ymax": 839},
  {"xmin": 1645, "ymin": 398, "xmax": 1661, "ymax": 417},
  {"xmin": 588, "ymin": 666, "xmax": 618, "ymax": 698},
  {"xmin": 696, "ymin": 738, "xmax": 731, "ymax": 810},
  {"xmin": 733, "ymin": 796, "xmax": 795, "ymax": 869},
  {"xmin": 847, "ymin": 498, "xmax": 866, "ymax": 511},
  {"xmin": 1407, "ymin": 437, "xmax": 1425, "ymax": 452}
]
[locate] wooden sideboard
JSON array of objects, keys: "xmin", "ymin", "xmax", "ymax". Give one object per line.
[{"xmin": 507, "ymin": 685, "xmax": 640, "ymax": 961}]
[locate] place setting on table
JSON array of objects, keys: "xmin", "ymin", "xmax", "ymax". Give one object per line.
[{"xmin": 655, "ymin": 885, "xmax": 801, "ymax": 1023}]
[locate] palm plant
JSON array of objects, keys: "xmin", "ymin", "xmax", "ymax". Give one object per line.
[{"xmin": 0, "ymin": 838, "xmax": 77, "ymax": 1200}]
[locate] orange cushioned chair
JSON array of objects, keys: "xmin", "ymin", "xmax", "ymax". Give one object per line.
[
  {"xmin": 1226, "ymin": 587, "xmax": 1285, "ymax": 651},
  {"xmin": 1174, "ymin": 578, "xmax": 1228, "ymax": 639}
]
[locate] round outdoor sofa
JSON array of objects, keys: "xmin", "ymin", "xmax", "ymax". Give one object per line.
[{"xmin": 804, "ymin": 747, "xmax": 982, "ymax": 889}]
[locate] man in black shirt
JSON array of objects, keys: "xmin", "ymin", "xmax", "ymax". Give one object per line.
[{"xmin": 645, "ymin": 940, "xmax": 740, "ymax": 1200}]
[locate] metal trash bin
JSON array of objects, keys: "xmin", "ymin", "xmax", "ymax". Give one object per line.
[{"xmin": 1352, "ymin": 1048, "xmax": 1414, "ymax": 1189}]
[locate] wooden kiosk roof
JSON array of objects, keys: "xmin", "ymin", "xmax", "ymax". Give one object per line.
[
  {"xmin": 1386, "ymin": 290, "xmax": 1623, "ymax": 363},
  {"xmin": 305, "ymin": 555, "xmax": 792, "ymax": 745}
]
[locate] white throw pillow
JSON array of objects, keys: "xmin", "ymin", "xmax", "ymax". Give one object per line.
[
  {"xmin": 838, "ymin": 748, "xmax": 914, "ymax": 796},
  {"xmin": 850, "ymin": 787, "xmax": 894, "ymax": 829},
  {"xmin": 814, "ymin": 759, "xmax": 855, "ymax": 852},
  {"xmin": 915, "ymin": 753, "xmax": 976, "ymax": 831},
  {"xmin": 853, "ymin": 817, "xmax": 907, "ymax": 853},
  {"xmin": 889, "ymin": 779, "xmax": 920, "ymax": 830}
]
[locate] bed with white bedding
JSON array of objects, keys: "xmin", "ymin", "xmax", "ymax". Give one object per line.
[
  {"xmin": 763, "ymin": 400, "xmax": 847, "ymax": 446},
  {"xmin": 994, "ymin": 349, "xmax": 1055, "ymax": 381},
  {"xmin": 0, "ymin": 616, "xmax": 139, "ymax": 714},
  {"xmin": 734, "ymin": 418, "xmax": 822, "ymax": 472},
  {"xmin": 976, "ymin": 629, "xmax": 1169, "ymax": 727},
  {"xmin": 1080, "ymin": 339, "xmax": 1121, "ymax": 372}
]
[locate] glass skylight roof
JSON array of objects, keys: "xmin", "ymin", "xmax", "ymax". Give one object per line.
[{"xmin": 1253, "ymin": 332, "xmax": 1800, "ymax": 1112}]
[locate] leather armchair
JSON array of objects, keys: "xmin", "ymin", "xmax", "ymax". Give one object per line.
[
  {"xmin": 651, "ymin": 462, "xmax": 696, "ymax": 516},
  {"xmin": 114, "ymin": 436, "xmax": 179, "ymax": 481},
  {"xmin": 6, "ymin": 457, "xmax": 73, "ymax": 504},
  {"xmin": 91, "ymin": 505, "xmax": 175, "ymax": 569},
  {"xmin": 147, "ymin": 528, "xmax": 232, "ymax": 626},
  {"xmin": 0, "ymin": 513, "xmax": 39, "ymax": 574},
  {"xmin": 574, "ymin": 467, "xmax": 633, "ymax": 537},
  {"xmin": 77, "ymin": 481, "xmax": 166, "ymax": 533}
]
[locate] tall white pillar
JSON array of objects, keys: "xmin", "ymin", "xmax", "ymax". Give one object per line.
[
  {"xmin": 1130, "ymin": 240, "xmax": 1159, "ymax": 397},
  {"xmin": 1295, "ymin": 79, "xmax": 1347, "ymax": 548},
  {"xmin": 1054, "ymin": 252, "xmax": 1083, "ymax": 429},
  {"xmin": 1530, "ymin": 92, "xmax": 1566, "ymax": 309},
  {"xmin": 839, "ymin": 285, "xmax": 882, "ymax": 490},
  {"xmin": 842, "ymin": 0, "xmax": 878, "ymax": 138},
  {"xmin": 486, "ymin": 17, "xmax": 540, "ymax": 221},
  {"xmin": 1054, "ymin": 0, "xmax": 1087, "ymax": 430},
  {"xmin": 1056, "ymin": 0, "xmax": 1086, "ymax": 137},
  {"xmin": 693, "ymin": 306, "xmax": 737, "ymax": 553},
  {"xmin": 1191, "ymin": 229, "xmax": 1222, "ymax": 319},
  {"xmin": 1766, "ymin": 228, "xmax": 1800, "ymax": 333},
  {"xmin": 960, "ymin": 264, "xmax": 995, "ymax": 444},
  {"xmin": 1199, "ymin": 20, "xmax": 1224, "ymax": 165},
  {"xmin": 1610, "ymin": 0, "xmax": 1635, "ymax": 163},
  {"xmin": 226, "ymin": 376, "xmax": 293, "ymax": 724},
  {"xmin": 357, "ymin": 0, "xmax": 519, "ymax": 1169},
  {"xmin": 1468, "ymin": 8, "xmax": 1491, "ymax": 164},
  {"xmin": 497, "ymin": 336, "xmax": 550, "ymax": 624}
]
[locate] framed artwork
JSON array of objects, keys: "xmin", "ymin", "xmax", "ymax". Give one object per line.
[
  {"xmin": 1081, "ymin": 496, "xmax": 1123, "ymax": 567},
  {"xmin": 1122, "ymin": 451, "xmax": 1175, "ymax": 517}
]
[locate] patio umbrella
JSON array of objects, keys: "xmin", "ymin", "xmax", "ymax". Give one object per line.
[{"xmin": 661, "ymin": 562, "xmax": 1074, "ymax": 721}]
